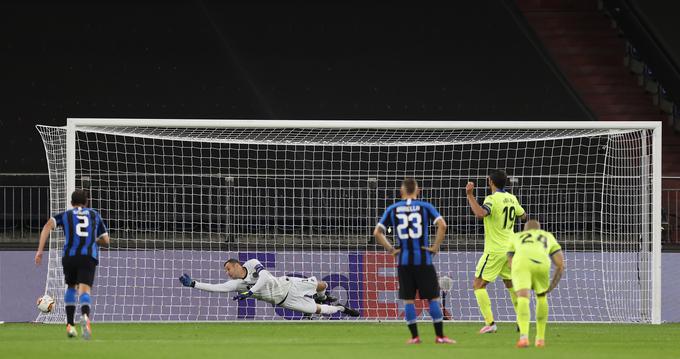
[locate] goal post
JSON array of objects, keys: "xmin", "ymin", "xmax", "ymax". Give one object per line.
[{"xmin": 37, "ymin": 119, "xmax": 662, "ymax": 323}]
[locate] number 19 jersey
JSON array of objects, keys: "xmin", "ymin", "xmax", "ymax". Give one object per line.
[
  {"xmin": 482, "ymin": 190, "xmax": 525, "ymax": 254},
  {"xmin": 377, "ymin": 198, "xmax": 443, "ymax": 266}
]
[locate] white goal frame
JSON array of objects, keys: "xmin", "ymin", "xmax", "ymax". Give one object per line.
[{"xmin": 61, "ymin": 118, "xmax": 662, "ymax": 324}]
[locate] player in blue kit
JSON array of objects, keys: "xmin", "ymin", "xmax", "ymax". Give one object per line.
[
  {"xmin": 35, "ymin": 189, "xmax": 110, "ymax": 340},
  {"xmin": 373, "ymin": 178, "xmax": 455, "ymax": 344}
]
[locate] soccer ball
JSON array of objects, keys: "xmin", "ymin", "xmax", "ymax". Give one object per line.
[
  {"xmin": 37, "ymin": 294, "xmax": 55, "ymax": 313},
  {"xmin": 439, "ymin": 276, "xmax": 453, "ymax": 292}
]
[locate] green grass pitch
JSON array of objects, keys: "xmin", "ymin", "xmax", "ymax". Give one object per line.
[{"xmin": 1, "ymin": 322, "xmax": 679, "ymax": 359}]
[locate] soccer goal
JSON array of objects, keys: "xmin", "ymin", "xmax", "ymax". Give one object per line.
[{"xmin": 36, "ymin": 119, "xmax": 661, "ymax": 323}]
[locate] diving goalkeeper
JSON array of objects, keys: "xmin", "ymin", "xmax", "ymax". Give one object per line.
[{"xmin": 179, "ymin": 258, "xmax": 360, "ymax": 317}]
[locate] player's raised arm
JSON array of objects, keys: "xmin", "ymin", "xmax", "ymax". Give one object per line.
[
  {"xmin": 35, "ymin": 217, "xmax": 57, "ymax": 266},
  {"xmin": 465, "ymin": 182, "xmax": 489, "ymax": 218}
]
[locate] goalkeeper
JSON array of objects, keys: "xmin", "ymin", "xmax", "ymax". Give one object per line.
[
  {"xmin": 179, "ymin": 258, "xmax": 360, "ymax": 317},
  {"xmin": 507, "ymin": 220, "xmax": 564, "ymax": 348}
]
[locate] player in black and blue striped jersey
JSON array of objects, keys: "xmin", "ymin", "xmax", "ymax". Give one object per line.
[
  {"xmin": 35, "ymin": 189, "xmax": 110, "ymax": 340},
  {"xmin": 374, "ymin": 178, "xmax": 454, "ymax": 344}
]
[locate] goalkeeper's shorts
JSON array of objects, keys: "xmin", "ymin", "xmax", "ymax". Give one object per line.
[{"xmin": 279, "ymin": 276, "xmax": 319, "ymax": 314}]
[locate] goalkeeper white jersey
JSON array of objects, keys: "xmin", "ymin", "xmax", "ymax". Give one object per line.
[{"xmin": 194, "ymin": 259, "xmax": 292, "ymax": 305}]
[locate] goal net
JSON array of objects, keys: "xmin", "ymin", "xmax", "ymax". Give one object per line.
[{"xmin": 36, "ymin": 120, "xmax": 661, "ymax": 323}]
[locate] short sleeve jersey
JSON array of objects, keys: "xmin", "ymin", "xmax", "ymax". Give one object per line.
[
  {"xmin": 52, "ymin": 207, "xmax": 108, "ymax": 262},
  {"xmin": 482, "ymin": 190, "xmax": 525, "ymax": 254},
  {"xmin": 377, "ymin": 198, "xmax": 443, "ymax": 266},
  {"xmin": 507, "ymin": 229, "xmax": 562, "ymax": 265}
]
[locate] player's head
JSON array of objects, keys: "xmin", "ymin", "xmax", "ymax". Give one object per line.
[
  {"xmin": 400, "ymin": 177, "xmax": 420, "ymax": 198},
  {"xmin": 524, "ymin": 219, "xmax": 540, "ymax": 231},
  {"xmin": 224, "ymin": 258, "xmax": 245, "ymax": 279},
  {"xmin": 71, "ymin": 189, "xmax": 88, "ymax": 207},
  {"xmin": 487, "ymin": 169, "xmax": 508, "ymax": 190}
]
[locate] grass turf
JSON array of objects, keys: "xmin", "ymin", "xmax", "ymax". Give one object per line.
[{"xmin": 1, "ymin": 322, "xmax": 679, "ymax": 359}]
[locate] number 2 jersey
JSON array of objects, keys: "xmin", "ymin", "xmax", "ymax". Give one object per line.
[
  {"xmin": 51, "ymin": 207, "xmax": 108, "ymax": 263},
  {"xmin": 376, "ymin": 198, "xmax": 443, "ymax": 266},
  {"xmin": 482, "ymin": 190, "xmax": 525, "ymax": 255}
]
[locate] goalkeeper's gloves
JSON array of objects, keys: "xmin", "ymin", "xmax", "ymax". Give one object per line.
[
  {"xmin": 179, "ymin": 273, "xmax": 195, "ymax": 287},
  {"xmin": 233, "ymin": 290, "xmax": 253, "ymax": 301}
]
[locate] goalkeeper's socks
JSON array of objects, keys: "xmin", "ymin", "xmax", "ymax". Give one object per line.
[
  {"xmin": 517, "ymin": 296, "xmax": 530, "ymax": 338},
  {"xmin": 404, "ymin": 303, "xmax": 419, "ymax": 338},
  {"xmin": 536, "ymin": 294, "xmax": 549, "ymax": 341},
  {"xmin": 428, "ymin": 300, "xmax": 444, "ymax": 337},
  {"xmin": 80, "ymin": 292, "xmax": 92, "ymax": 317},
  {"xmin": 473, "ymin": 288, "xmax": 495, "ymax": 325},
  {"xmin": 64, "ymin": 287, "xmax": 78, "ymax": 325},
  {"xmin": 318, "ymin": 305, "xmax": 341, "ymax": 315}
]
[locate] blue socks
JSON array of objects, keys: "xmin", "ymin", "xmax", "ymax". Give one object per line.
[
  {"xmin": 64, "ymin": 288, "xmax": 94, "ymax": 323},
  {"xmin": 404, "ymin": 303, "xmax": 418, "ymax": 338},
  {"xmin": 65, "ymin": 287, "xmax": 78, "ymax": 325},
  {"xmin": 404, "ymin": 302, "xmax": 446, "ymax": 338},
  {"xmin": 404, "ymin": 303, "xmax": 417, "ymax": 324},
  {"xmin": 80, "ymin": 292, "xmax": 92, "ymax": 316},
  {"xmin": 64, "ymin": 287, "xmax": 78, "ymax": 306},
  {"xmin": 429, "ymin": 300, "xmax": 445, "ymax": 337},
  {"xmin": 429, "ymin": 300, "xmax": 443, "ymax": 322}
]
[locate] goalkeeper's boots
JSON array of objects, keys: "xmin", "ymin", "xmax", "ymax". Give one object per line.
[
  {"xmin": 535, "ymin": 339, "xmax": 545, "ymax": 348},
  {"xmin": 81, "ymin": 314, "xmax": 92, "ymax": 340},
  {"xmin": 406, "ymin": 337, "xmax": 422, "ymax": 344},
  {"xmin": 516, "ymin": 336, "xmax": 529, "ymax": 348},
  {"xmin": 340, "ymin": 305, "xmax": 360, "ymax": 317},
  {"xmin": 66, "ymin": 324, "xmax": 77, "ymax": 338},
  {"xmin": 435, "ymin": 336, "xmax": 456, "ymax": 344},
  {"xmin": 479, "ymin": 323, "xmax": 497, "ymax": 334}
]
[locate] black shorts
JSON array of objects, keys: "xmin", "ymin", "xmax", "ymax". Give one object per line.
[
  {"xmin": 62, "ymin": 255, "xmax": 97, "ymax": 287},
  {"xmin": 398, "ymin": 265, "xmax": 440, "ymax": 300}
]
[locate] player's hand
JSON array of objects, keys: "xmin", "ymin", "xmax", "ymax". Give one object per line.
[
  {"xmin": 233, "ymin": 290, "xmax": 253, "ymax": 301},
  {"xmin": 34, "ymin": 252, "xmax": 43, "ymax": 266},
  {"xmin": 179, "ymin": 273, "xmax": 195, "ymax": 287},
  {"xmin": 389, "ymin": 248, "xmax": 401, "ymax": 257},
  {"xmin": 465, "ymin": 182, "xmax": 475, "ymax": 196},
  {"xmin": 421, "ymin": 245, "xmax": 440, "ymax": 254}
]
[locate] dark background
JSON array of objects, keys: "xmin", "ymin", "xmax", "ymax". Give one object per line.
[{"xmin": 1, "ymin": 1, "xmax": 592, "ymax": 173}]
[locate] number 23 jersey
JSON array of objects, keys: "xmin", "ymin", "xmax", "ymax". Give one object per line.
[{"xmin": 376, "ymin": 198, "xmax": 443, "ymax": 266}]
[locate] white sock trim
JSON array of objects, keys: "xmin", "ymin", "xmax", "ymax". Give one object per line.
[{"xmin": 319, "ymin": 305, "xmax": 342, "ymax": 315}]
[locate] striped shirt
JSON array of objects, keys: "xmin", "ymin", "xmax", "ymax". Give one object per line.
[
  {"xmin": 377, "ymin": 199, "xmax": 443, "ymax": 266},
  {"xmin": 51, "ymin": 207, "xmax": 108, "ymax": 263}
]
